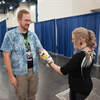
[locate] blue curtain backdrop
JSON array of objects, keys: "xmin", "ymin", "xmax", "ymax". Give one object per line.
[
  {"xmin": 35, "ymin": 19, "xmax": 56, "ymax": 53},
  {"xmin": 34, "ymin": 23, "xmax": 41, "ymax": 41},
  {"xmin": 56, "ymin": 12, "xmax": 100, "ymax": 63},
  {"xmin": 57, "ymin": 17, "xmax": 72, "ymax": 57},
  {"xmin": 82, "ymin": 13, "xmax": 100, "ymax": 63},
  {"xmin": 0, "ymin": 20, "xmax": 7, "ymax": 53},
  {"xmin": 8, "ymin": 26, "xmax": 17, "ymax": 31}
]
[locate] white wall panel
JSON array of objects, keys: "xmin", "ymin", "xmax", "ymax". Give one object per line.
[
  {"xmin": 91, "ymin": 0, "xmax": 100, "ymax": 11},
  {"xmin": 38, "ymin": 0, "xmax": 72, "ymax": 21},
  {"xmin": 72, "ymin": 0, "xmax": 91, "ymax": 16}
]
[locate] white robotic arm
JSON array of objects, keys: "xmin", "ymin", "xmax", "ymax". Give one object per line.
[{"xmin": 39, "ymin": 50, "xmax": 53, "ymax": 67}]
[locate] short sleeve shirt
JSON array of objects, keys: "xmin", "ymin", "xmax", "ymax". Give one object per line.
[{"xmin": 1, "ymin": 27, "xmax": 43, "ymax": 75}]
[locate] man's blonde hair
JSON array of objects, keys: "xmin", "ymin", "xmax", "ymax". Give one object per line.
[{"xmin": 17, "ymin": 9, "xmax": 30, "ymax": 19}]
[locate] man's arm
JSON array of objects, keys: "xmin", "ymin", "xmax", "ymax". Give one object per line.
[
  {"xmin": 38, "ymin": 48, "xmax": 44, "ymax": 53},
  {"xmin": 3, "ymin": 51, "xmax": 17, "ymax": 87},
  {"xmin": 38, "ymin": 48, "xmax": 52, "ymax": 61},
  {"xmin": 38, "ymin": 48, "xmax": 54, "ymax": 68}
]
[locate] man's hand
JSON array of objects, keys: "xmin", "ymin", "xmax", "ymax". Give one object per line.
[
  {"xmin": 47, "ymin": 60, "xmax": 54, "ymax": 64},
  {"xmin": 39, "ymin": 49, "xmax": 53, "ymax": 62},
  {"xmin": 9, "ymin": 75, "xmax": 17, "ymax": 87},
  {"xmin": 46, "ymin": 60, "xmax": 54, "ymax": 68}
]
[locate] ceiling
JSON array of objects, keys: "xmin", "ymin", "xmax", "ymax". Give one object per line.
[{"xmin": 0, "ymin": 0, "xmax": 37, "ymax": 14}]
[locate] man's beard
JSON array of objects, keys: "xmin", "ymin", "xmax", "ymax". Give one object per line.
[{"xmin": 20, "ymin": 23, "xmax": 29, "ymax": 30}]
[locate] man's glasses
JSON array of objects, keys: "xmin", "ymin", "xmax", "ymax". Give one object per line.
[{"xmin": 23, "ymin": 19, "xmax": 32, "ymax": 23}]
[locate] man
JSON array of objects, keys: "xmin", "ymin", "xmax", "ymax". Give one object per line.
[{"xmin": 1, "ymin": 9, "xmax": 52, "ymax": 100}]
